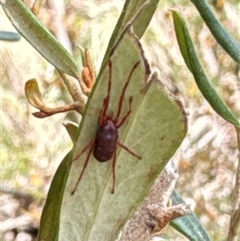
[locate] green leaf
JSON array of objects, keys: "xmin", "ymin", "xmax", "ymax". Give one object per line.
[
  {"xmin": 190, "ymin": 0, "xmax": 240, "ymax": 63},
  {"xmin": 63, "ymin": 122, "xmax": 79, "ymax": 143},
  {"xmin": 38, "ymin": 152, "xmax": 72, "ymax": 241},
  {"xmin": 1, "ymin": 0, "xmax": 79, "ymax": 77},
  {"xmin": 172, "ymin": 10, "xmax": 240, "ymax": 128},
  {"xmin": 112, "ymin": 0, "xmax": 160, "ymax": 39},
  {"xmin": 56, "ymin": 29, "xmax": 186, "ymax": 241},
  {"xmin": 102, "ymin": 0, "xmax": 160, "ymax": 67},
  {"xmin": 171, "ymin": 190, "xmax": 212, "ymax": 241}
]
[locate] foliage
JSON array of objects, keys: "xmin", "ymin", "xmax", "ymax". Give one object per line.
[{"xmin": 0, "ymin": 1, "xmax": 239, "ymax": 240}]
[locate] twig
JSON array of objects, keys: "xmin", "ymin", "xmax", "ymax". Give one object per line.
[
  {"xmin": 32, "ymin": 101, "xmax": 84, "ymax": 118},
  {"xmin": 227, "ymin": 126, "xmax": 240, "ymax": 241},
  {"xmin": 57, "ymin": 70, "xmax": 87, "ymax": 114},
  {"xmin": 117, "ymin": 161, "xmax": 190, "ymax": 241}
]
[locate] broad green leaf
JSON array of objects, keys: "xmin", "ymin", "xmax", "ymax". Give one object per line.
[
  {"xmin": 172, "ymin": 10, "xmax": 240, "ymax": 128},
  {"xmin": 190, "ymin": 0, "xmax": 240, "ymax": 63},
  {"xmin": 171, "ymin": 190, "xmax": 212, "ymax": 241},
  {"xmin": 1, "ymin": 0, "xmax": 79, "ymax": 77},
  {"xmin": 57, "ymin": 29, "xmax": 187, "ymax": 241}
]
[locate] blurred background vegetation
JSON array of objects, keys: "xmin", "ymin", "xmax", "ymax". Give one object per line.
[{"xmin": 1, "ymin": 0, "xmax": 239, "ymax": 240}]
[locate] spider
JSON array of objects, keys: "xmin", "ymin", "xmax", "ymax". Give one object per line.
[{"xmin": 71, "ymin": 60, "xmax": 142, "ymax": 195}]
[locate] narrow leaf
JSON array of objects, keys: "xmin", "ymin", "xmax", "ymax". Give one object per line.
[
  {"xmin": 172, "ymin": 10, "xmax": 239, "ymax": 127},
  {"xmin": 62, "ymin": 122, "xmax": 79, "ymax": 143},
  {"xmin": 38, "ymin": 153, "xmax": 72, "ymax": 241},
  {"xmin": 190, "ymin": 0, "xmax": 240, "ymax": 63},
  {"xmin": 1, "ymin": 0, "xmax": 79, "ymax": 77},
  {"xmin": 171, "ymin": 190, "xmax": 212, "ymax": 241},
  {"xmin": 0, "ymin": 31, "xmax": 20, "ymax": 41}
]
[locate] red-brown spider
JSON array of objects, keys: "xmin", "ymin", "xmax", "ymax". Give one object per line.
[{"xmin": 71, "ymin": 60, "xmax": 141, "ymax": 195}]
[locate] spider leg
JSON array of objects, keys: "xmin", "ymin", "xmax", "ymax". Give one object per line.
[
  {"xmin": 73, "ymin": 139, "xmax": 95, "ymax": 161},
  {"xmin": 114, "ymin": 61, "xmax": 140, "ymax": 124},
  {"xmin": 115, "ymin": 96, "xmax": 132, "ymax": 128},
  {"xmin": 71, "ymin": 140, "xmax": 95, "ymax": 195},
  {"xmin": 98, "ymin": 60, "xmax": 113, "ymax": 125},
  {"xmin": 117, "ymin": 140, "xmax": 141, "ymax": 159},
  {"xmin": 98, "ymin": 97, "xmax": 109, "ymax": 125},
  {"xmin": 111, "ymin": 151, "xmax": 117, "ymax": 194}
]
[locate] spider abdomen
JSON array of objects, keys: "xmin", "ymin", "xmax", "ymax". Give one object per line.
[{"xmin": 93, "ymin": 120, "xmax": 118, "ymax": 162}]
